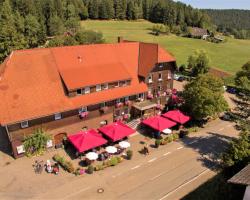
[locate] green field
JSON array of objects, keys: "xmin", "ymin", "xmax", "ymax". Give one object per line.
[{"xmin": 82, "ymin": 20, "xmax": 250, "ymax": 74}]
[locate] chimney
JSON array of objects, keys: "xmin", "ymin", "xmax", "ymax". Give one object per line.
[{"xmin": 118, "ymin": 36, "xmax": 124, "ymax": 43}]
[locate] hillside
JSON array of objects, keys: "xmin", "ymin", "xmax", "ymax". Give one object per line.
[
  {"xmin": 82, "ymin": 20, "xmax": 250, "ymax": 74},
  {"xmin": 204, "ymin": 9, "xmax": 250, "ymax": 30}
]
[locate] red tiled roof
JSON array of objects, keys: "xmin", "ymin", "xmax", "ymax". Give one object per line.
[{"xmin": 0, "ymin": 42, "xmax": 175, "ymax": 125}]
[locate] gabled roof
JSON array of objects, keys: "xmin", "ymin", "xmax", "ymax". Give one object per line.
[
  {"xmin": 0, "ymin": 41, "xmax": 175, "ymax": 125},
  {"xmin": 228, "ymin": 164, "xmax": 250, "ymax": 185}
]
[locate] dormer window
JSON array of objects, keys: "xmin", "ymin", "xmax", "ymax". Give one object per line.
[
  {"xmin": 79, "ymin": 107, "xmax": 87, "ymax": 114},
  {"xmin": 96, "ymin": 84, "xmax": 101, "ymax": 92},
  {"xmin": 158, "ymin": 73, "xmax": 162, "ymax": 81},
  {"xmin": 21, "ymin": 121, "xmax": 29, "ymax": 128},
  {"xmin": 77, "ymin": 89, "xmax": 82, "ymax": 95},
  {"xmin": 114, "ymin": 82, "xmax": 119, "ymax": 88},
  {"xmin": 85, "ymin": 87, "xmax": 90, "ymax": 94},
  {"xmin": 55, "ymin": 113, "xmax": 62, "ymax": 120},
  {"xmin": 148, "ymin": 74, "xmax": 153, "ymax": 83},
  {"xmin": 103, "ymin": 83, "xmax": 108, "ymax": 90}
]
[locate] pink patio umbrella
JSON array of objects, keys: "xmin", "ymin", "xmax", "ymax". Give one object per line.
[
  {"xmin": 98, "ymin": 121, "xmax": 135, "ymax": 142},
  {"xmin": 142, "ymin": 116, "xmax": 177, "ymax": 132},
  {"xmin": 68, "ymin": 129, "xmax": 107, "ymax": 153},
  {"xmin": 162, "ymin": 110, "xmax": 190, "ymax": 125}
]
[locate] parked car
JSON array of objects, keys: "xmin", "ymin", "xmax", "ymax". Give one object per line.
[
  {"xmin": 174, "ymin": 74, "xmax": 185, "ymax": 82},
  {"xmin": 226, "ymin": 87, "xmax": 236, "ymax": 94}
]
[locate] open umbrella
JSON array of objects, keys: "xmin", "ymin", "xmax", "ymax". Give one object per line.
[
  {"xmin": 119, "ymin": 141, "xmax": 131, "ymax": 149},
  {"xmin": 162, "ymin": 128, "xmax": 172, "ymax": 134},
  {"xmin": 86, "ymin": 152, "xmax": 98, "ymax": 160},
  {"xmin": 105, "ymin": 146, "xmax": 117, "ymax": 154}
]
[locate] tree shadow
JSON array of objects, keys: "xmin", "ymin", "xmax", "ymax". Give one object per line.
[
  {"xmin": 180, "ymin": 132, "xmax": 234, "ymax": 171},
  {"xmin": 181, "ymin": 170, "xmax": 245, "ymax": 200}
]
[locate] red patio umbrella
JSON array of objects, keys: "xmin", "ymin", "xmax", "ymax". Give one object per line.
[
  {"xmin": 162, "ymin": 110, "xmax": 190, "ymax": 125},
  {"xmin": 142, "ymin": 116, "xmax": 177, "ymax": 132},
  {"xmin": 98, "ymin": 121, "xmax": 135, "ymax": 142},
  {"xmin": 68, "ymin": 129, "xmax": 107, "ymax": 153}
]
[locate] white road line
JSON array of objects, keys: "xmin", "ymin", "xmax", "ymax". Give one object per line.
[
  {"xmin": 150, "ymin": 172, "xmax": 165, "ymax": 181},
  {"xmin": 148, "ymin": 158, "xmax": 157, "ymax": 163},
  {"xmin": 177, "ymin": 146, "xmax": 183, "ymax": 150},
  {"xmin": 226, "ymin": 124, "xmax": 232, "ymax": 127},
  {"xmin": 163, "ymin": 152, "xmax": 171, "ymax": 156},
  {"xmin": 62, "ymin": 186, "xmax": 91, "ymax": 199},
  {"xmin": 131, "ymin": 165, "xmax": 141, "ymax": 170},
  {"xmin": 188, "ymin": 141, "xmax": 197, "ymax": 145},
  {"xmin": 158, "ymin": 169, "xmax": 209, "ymax": 200},
  {"xmin": 219, "ymin": 128, "xmax": 224, "ymax": 131}
]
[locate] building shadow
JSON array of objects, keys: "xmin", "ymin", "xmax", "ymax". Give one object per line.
[
  {"xmin": 179, "ymin": 132, "xmax": 234, "ymax": 171},
  {"xmin": 0, "ymin": 127, "xmax": 12, "ymax": 156}
]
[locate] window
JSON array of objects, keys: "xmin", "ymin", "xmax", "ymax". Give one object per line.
[
  {"xmin": 138, "ymin": 93, "xmax": 144, "ymax": 99},
  {"xmin": 21, "ymin": 121, "xmax": 29, "ymax": 128},
  {"xmin": 167, "ymin": 71, "xmax": 172, "ymax": 80},
  {"xmin": 55, "ymin": 113, "xmax": 62, "ymax": 120},
  {"xmin": 96, "ymin": 84, "xmax": 101, "ymax": 92},
  {"xmin": 125, "ymin": 96, "xmax": 129, "ymax": 101},
  {"xmin": 79, "ymin": 107, "xmax": 87, "ymax": 114},
  {"xmin": 158, "ymin": 73, "xmax": 162, "ymax": 81},
  {"xmin": 158, "ymin": 85, "xmax": 162, "ymax": 91},
  {"xmin": 76, "ymin": 89, "xmax": 82, "ymax": 95},
  {"xmin": 159, "ymin": 64, "xmax": 163, "ymax": 68},
  {"xmin": 103, "ymin": 83, "xmax": 108, "ymax": 90},
  {"xmin": 114, "ymin": 82, "xmax": 119, "ymax": 88},
  {"xmin": 100, "ymin": 102, "xmax": 106, "ymax": 108},
  {"xmin": 148, "ymin": 74, "xmax": 153, "ymax": 83},
  {"xmin": 85, "ymin": 87, "xmax": 90, "ymax": 94},
  {"xmin": 116, "ymin": 99, "xmax": 120, "ymax": 103}
]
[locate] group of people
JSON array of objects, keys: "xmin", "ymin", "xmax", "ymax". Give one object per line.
[{"xmin": 46, "ymin": 160, "xmax": 60, "ymax": 175}]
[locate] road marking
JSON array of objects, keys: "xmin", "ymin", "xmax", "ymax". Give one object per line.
[
  {"xmin": 148, "ymin": 158, "xmax": 157, "ymax": 163},
  {"xmin": 131, "ymin": 165, "xmax": 141, "ymax": 170},
  {"xmin": 158, "ymin": 169, "xmax": 210, "ymax": 200},
  {"xmin": 219, "ymin": 128, "xmax": 224, "ymax": 131},
  {"xmin": 150, "ymin": 172, "xmax": 165, "ymax": 181},
  {"xmin": 177, "ymin": 146, "xmax": 183, "ymax": 150},
  {"xmin": 62, "ymin": 186, "xmax": 91, "ymax": 199},
  {"xmin": 226, "ymin": 124, "xmax": 232, "ymax": 127},
  {"xmin": 188, "ymin": 141, "xmax": 197, "ymax": 145},
  {"xmin": 163, "ymin": 152, "xmax": 171, "ymax": 156}
]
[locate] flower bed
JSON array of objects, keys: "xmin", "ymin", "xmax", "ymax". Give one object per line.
[{"xmin": 53, "ymin": 154, "xmax": 75, "ymax": 173}]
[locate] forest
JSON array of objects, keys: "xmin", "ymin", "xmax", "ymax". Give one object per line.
[
  {"xmin": 204, "ymin": 9, "xmax": 250, "ymax": 39},
  {"xmin": 0, "ymin": 0, "xmax": 212, "ymax": 63}
]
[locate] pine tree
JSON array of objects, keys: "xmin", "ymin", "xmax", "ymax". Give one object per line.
[
  {"xmin": 114, "ymin": 0, "xmax": 126, "ymax": 20},
  {"xmin": 0, "ymin": 0, "xmax": 26, "ymax": 62},
  {"xmin": 88, "ymin": 0, "xmax": 99, "ymax": 19},
  {"xmin": 24, "ymin": 14, "xmax": 41, "ymax": 47},
  {"xmin": 48, "ymin": 15, "xmax": 65, "ymax": 36}
]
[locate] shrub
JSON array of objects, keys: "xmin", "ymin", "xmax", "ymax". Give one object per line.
[
  {"xmin": 87, "ymin": 165, "xmax": 94, "ymax": 174},
  {"xmin": 23, "ymin": 128, "xmax": 51, "ymax": 157},
  {"xmin": 108, "ymin": 157, "xmax": 119, "ymax": 166},
  {"xmin": 94, "ymin": 164, "xmax": 105, "ymax": 171},
  {"xmin": 126, "ymin": 150, "xmax": 133, "ymax": 160},
  {"xmin": 117, "ymin": 156, "xmax": 123, "ymax": 163},
  {"xmin": 53, "ymin": 154, "xmax": 75, "ymax": 173},
  {"xmin": 161, "ymin": 140, "xmax": 168, "ymax": 145},
  {"xmin": 155, "ymin": 139, "xmax": 162, "ymax": 148},
  {"xmin": 172, "ymin": 133, "xmax": 179, "ymax": 141},
  {"xmin": 165, "ymin": 135, "xmax": 173, "ymax": 143}
]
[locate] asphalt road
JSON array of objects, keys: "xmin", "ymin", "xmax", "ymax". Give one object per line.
[{"xmin": 37, "ymin": 119, "xmax": 237, "ymax": 200}]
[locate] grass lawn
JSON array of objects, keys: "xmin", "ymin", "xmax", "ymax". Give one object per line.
[{"xmin": 81, "ymin": 20, "xmax": 250, "ymax": 74}]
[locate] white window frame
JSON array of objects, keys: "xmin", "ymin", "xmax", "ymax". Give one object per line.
[
  {"xmin": 103, "ymin": 83, "xmax": 108, "ymax": 90},
  {"xmin": 79, "ymin": 107, "xmax": 87, "ymax": 114},
  {"xmin": 54, "ymin": 113, "xmax": 62, "ymax": 120},
  {"xmin": 21, "ymin": 121, "xmax": 29, "ymax": 128},
  {"xmin": 158, "ymin": 73, "xmax": 163, "ymax": 81},
  {"xmin": 96, "ymin": 84, "xmax": 101, "ymax": 92},
  {"xmin": 138, "ymin": 93, "xmax": 144, "ymax": 99},
  {"xmin": 148, "ymin": 74, "xmax": 153, "ymax": 83},
  {"xmin": 114, "ymin": 82, "xmax": 119, "ymax": 88},
  {"xmin": 85, "ymin": 87, "xmax": 90, "ymax": 94}
]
